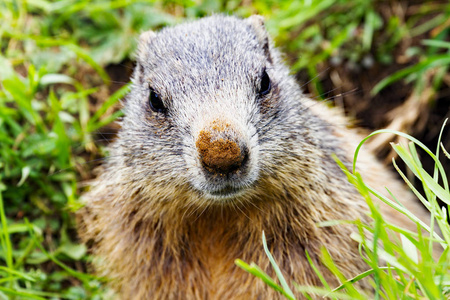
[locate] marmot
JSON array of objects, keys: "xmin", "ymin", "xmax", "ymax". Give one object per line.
[{"xmin": 78, "ymin": 15, "xmax": 432, "ymax": 299}]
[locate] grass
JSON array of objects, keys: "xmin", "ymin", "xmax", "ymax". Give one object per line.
[
  {"xmin": 237, "ymin": 122, "xmax": 450, "ymax": 299},
  {"xmin": 0, "ymin": 0, "xmax": 449, "ymax": 299}
]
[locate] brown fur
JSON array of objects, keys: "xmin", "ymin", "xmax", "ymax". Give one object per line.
[
  {"xmin": 78, "ymin": 114, "xmax": 426, "ymax": 299},
  {"xmin": 78, "ymin": 15, "xmax": 431, "ymax": 299}
]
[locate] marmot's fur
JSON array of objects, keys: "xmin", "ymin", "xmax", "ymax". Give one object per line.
[{"xmin": 78, "ymin": 15, "xmax": 431, "ymax": 299}]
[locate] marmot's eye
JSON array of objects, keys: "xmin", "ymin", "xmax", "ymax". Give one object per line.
[
  {"xmin": 258, "ymin": 69, "xmax": 271, "ymax": 96},
  {"xmin": 148, "ymin": 86, "xmax": 166, "ymax": 113}
]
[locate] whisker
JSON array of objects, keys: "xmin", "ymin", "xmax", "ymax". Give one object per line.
[
  {"xmin": 311, "ymin": 86, "xmax": 343, "ymax": 100},
  {"xmin": 234, "ymin": 202, "xmax": 252, "ymax": 222},
  {"xmin": 181, "ymin": 203, "xmax": 195, "ymax": 222},
  {"xmin": 323, "ymin": 88, "xmax": 361, "ymax": 101},
  {"xmin": 298, "ymin": 67, "xmax": 331, "ymax": 90},
  {"xmin": 105, "ymin": 80, "xmax": 131, "ymax": 85},
  {"xmin": 245, "ymin": 198, "xmax": 264, "ymax": 214},
  {"xmin": 193, "ymin": 203, "xmax": 210, "ymax": 222}
]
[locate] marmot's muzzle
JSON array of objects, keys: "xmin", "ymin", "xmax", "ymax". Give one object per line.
[{"xmin": 196, "ymin": 121, "xmax": 249, "ymax": 176}]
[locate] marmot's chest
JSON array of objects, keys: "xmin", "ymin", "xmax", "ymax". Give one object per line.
[{"xmin": 154, "ymin": 225, "xmax": 333, "ymax": 299}]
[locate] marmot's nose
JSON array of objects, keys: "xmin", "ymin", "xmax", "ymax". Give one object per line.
[{"xmin": 196, "ymin": 124, "xmax": 248, "ymax": 175}]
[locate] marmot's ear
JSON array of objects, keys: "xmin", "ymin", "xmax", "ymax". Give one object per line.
[
  {"xmin": 134, "ymin": 30, "xmax": 156, "ymax": 83},
  {"xmin": 137, "ymin": 30, "xmax": 156, "ymax": 60},
  {"xmin": 246, "ymin": 15, "xmax": 272, "ymax": 63}
]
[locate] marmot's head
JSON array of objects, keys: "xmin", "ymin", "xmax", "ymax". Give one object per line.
[{"xmin": 117, "ymin": 15, "xmax": 316, "ymax": 205}]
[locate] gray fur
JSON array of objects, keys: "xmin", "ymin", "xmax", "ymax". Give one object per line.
[
  {"xmin": 78, "ymin": 15, "xmax": 427, "ymax": 299},
  {"xmin": 116, "ymin": 15, "xmax": 344, "ymax": 202}
]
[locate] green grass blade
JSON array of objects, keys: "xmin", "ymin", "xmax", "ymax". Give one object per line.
[
  {"xmin": 372, "ymin": 55, "xmax": 450, "ymax": 95},
  {"xmin": 235, "ymin": 259, "xmax": 287, "ymax": 296},
  {"xmin": 0, "ymin": 188, "xmax": 13, "ymax": 271},
  {"xmin": 262, "ymin": 231, "xmax": 296, "ymax": 300},
  {"xmin": 0, "ymin": 286, "xmax": 46, "ymax": 300},
  {"xmin": 352, "ymin": 129, "xmax": 448, "ymax": 191},
  {"xmin": 0, "ymin": 266, "xmax": 35, "ymax": 282},
  {"xmin": 391, "ymin": 143, "xmax": 450, "ymax": 204},
  {"xmin": 329, "ymin": 267, "xmax": 393, "ymax": 293}
]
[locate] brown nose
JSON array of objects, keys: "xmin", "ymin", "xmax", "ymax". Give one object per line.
[{"xmin": 196, "ymin": 129, "xmax": 248, "ymax": 175}]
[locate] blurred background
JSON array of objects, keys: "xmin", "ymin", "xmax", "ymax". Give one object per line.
[{"xmin": 0, "ymin": 0, "xmax": 449, "ymax": 298}]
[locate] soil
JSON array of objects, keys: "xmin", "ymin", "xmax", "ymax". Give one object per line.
[{"xmin": 300, "ymin": 63, "xmax": 449, "ymax": 186}]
